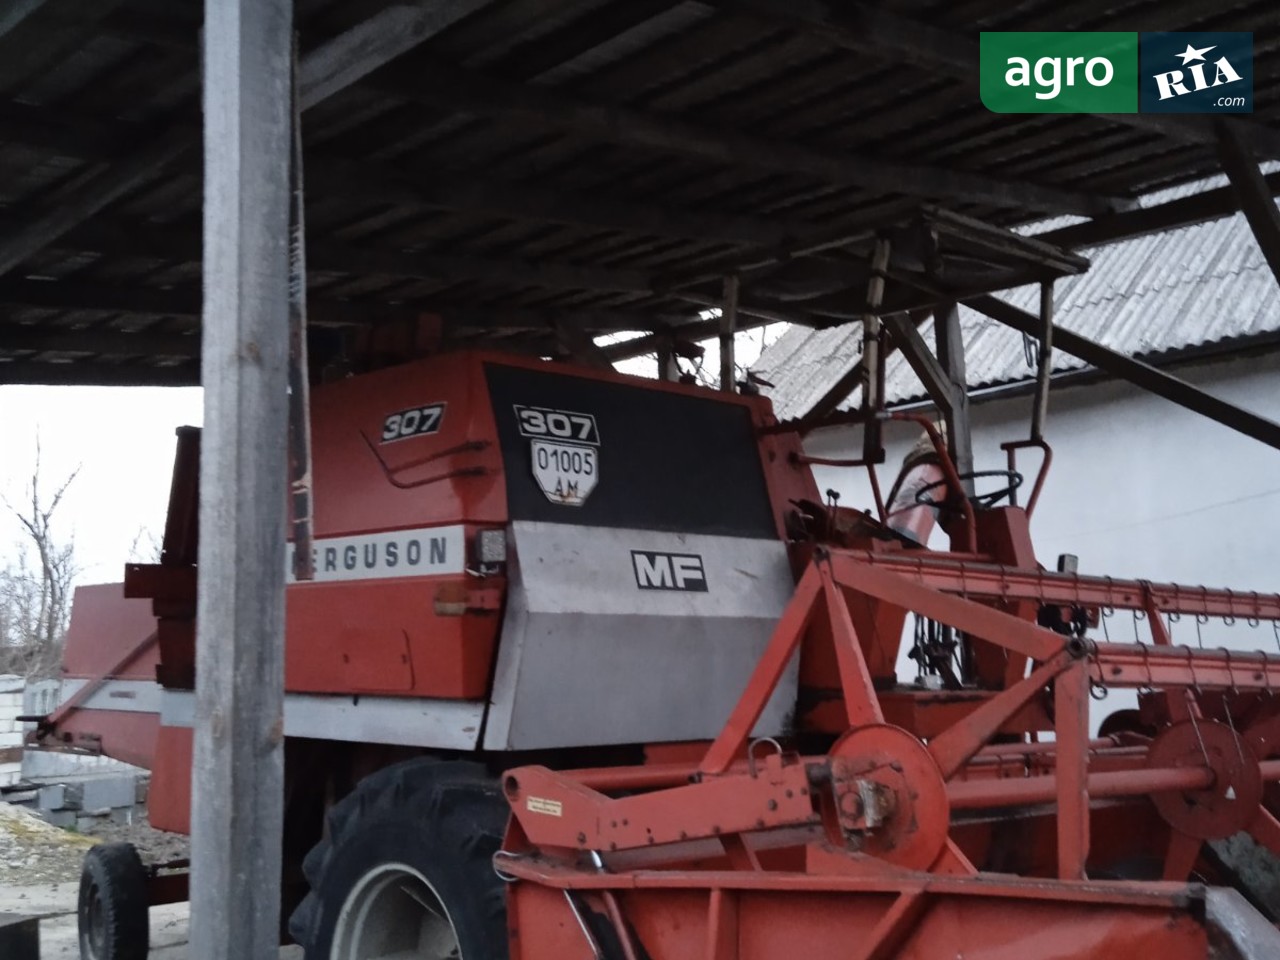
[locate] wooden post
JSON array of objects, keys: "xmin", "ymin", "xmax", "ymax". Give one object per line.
[
  {"xmin": 860, "ymin": 237, "xmax": 891, "ymax": 462},
  {"xmin": 288, "ymin": 35, "xmax": 315, "ymax": 582},
  {"xmin": 1031, "ymin": 281, "xmax": 1053, "ymax": 442},
  {"xmin": 193, "ymin": 1, "xmax": 291, "ymax": 958},
  {"xmin": 720, "ymin": 275, "xmax": 739, "ymax": 392},
  {"xmin": 934, "ymin": 300, "xmax": 973, "ymax": 491},
  {"xmin": 657, "ymin": 336, "xmax": 680, "ymax": 381}
]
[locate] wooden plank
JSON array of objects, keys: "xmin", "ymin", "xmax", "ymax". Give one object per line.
[
  {"xmin": 720, "ymin": 275, "xmax": 738, "ymax": 391},
  {"xmin": 1030, "ymin": 282, "xmax": 1053, "ymax": 441},
  {"xmin": 721, "ymin": 0, "xmax": 1280, "ymax": 159},
  {"xmin": 0, "ymin": 0, "xmax": 484, "ymax": 280},
  {"xmin": 297, "ymin": 0, "xmax": 491, "ymax": 109},
  {"xmin": 190, "ymin": 0, "xmax": 290, "ymax": 958},
  {"xmin": 601, "ymin": 307, "xmax": 790, "ymax": 362},
  {"xmin": 881, "ymin": 312, "xmax": 958, "ymax": 411},
  {"xmin": 1217, "ymin": 120, "xmax": 1280, "ymax": 286},
  {"xmin": 1035, "ymin": 172, "xmax": 1280, "ymax": 250},
  {"xmin": 967, "ymin": 294, "xmax": 1280, "ymax": 452},
  {"xmin": 0, "ymin": 0, "xmax": 48, "ymax": 40},
  {"xmin": 0, "ymin": 361, "xmax": 201, "ymax": 386},
  {"xmin": 0, "ymin": 326, "xmax": 199, "ymax": 356},
  {"xmin": 553, "ymin": 319, "xmax": 614, "ymax": 368},
  {"xmin": 934, "ymin": 300, "xmax": 973, "ymax": 483},
  {"xmin": 383, "ymin": 58, "xmax": 1127, "ymax": 217},
  {"xmin": 307, "ymin": 156, "xmax": 804, "ymax": 247},
  {"xmin": 9, "ymin": 211, "xmax": 655, "ymax": 296}
]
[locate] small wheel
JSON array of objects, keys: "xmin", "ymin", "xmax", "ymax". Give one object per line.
[
  {"xmin": 78, "ymin": 842, "xmax": 149, "ymax": 960},
  {"xmin": 289, "ymin": 759, "xmax": 509, "ymax": 959}
]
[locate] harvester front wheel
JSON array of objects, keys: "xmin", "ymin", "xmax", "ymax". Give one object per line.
[
  {"xmin": 78, "ymin": 842, "xmax": 149, "ymax": 960},
  {"xmin": 289, "ymin": 760, "xmax": 509, "ymax": 959}
]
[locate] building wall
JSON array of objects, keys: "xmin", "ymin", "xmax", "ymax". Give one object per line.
[
  {"xmin": 0, "ymin": 675, "xmax": 24, "ymax": 787},
  {"xmin": 801, "ymin": 348, "xmax": 1280, "ymax": 690}
]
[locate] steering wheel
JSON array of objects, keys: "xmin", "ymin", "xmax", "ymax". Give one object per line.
[{"xmin": 914, "ymin": 469, "xmax": 1023, "ymax": 510}]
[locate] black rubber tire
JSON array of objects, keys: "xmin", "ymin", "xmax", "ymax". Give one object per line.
[
  {"xmin": 78, "ymin": 842, "xmax": 149, "ymax": 960},
  {"xmin": 289, "ymin": 759, "xmax": 510, "ymax": 959}
]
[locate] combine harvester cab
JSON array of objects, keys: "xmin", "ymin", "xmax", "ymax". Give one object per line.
[{"xmin": 35, "ymin": 350, "xmax": 1280, "ymax": 960}]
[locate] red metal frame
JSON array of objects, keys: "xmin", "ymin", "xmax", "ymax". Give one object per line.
[{"xmin": 499, "ymin": 434, "xmax": 1280, "ymax": 958}]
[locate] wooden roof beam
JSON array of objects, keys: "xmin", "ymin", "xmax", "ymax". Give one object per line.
[
  {"xmin": 0, "ymin": 278, "xmax": 690, "ymax": 334},
  {"xmin": 307, "ymin": 156, "xmax": 806, "ymax": 248},
  {"xmin": 0, "ymin": 0, "xmax": 490, "ymax": 280},
  {"xmin": 375, "ymin": 57, "xmax": 1130, "ymax": 218},
  {"xmin": 0, "ymin": 325, "xmax": 199, "ymax": 357},
  {"xmin": 718, "ymin": 0, "xmax": 1280, "ymax": 160},
  {"xmin": 1217, "ymin": 121, "xmax": 1280, "ymax": 287},
  {"xmin": 969, "ymin": 293, "xmax": 1280, "ymax": 451},
  {"xmin": 1036, "ymin": 171, "xmax": 1280, "ymax": 250},
  {"xmin": 14, "ymin": 215, "xmax": 657, "ymax": 296},
  {"xmin": 0, "ymin": 360, "xmax": 199, "ymax": 386}
]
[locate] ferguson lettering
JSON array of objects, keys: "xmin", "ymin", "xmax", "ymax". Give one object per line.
[{"xmin": 286, "ymin": 526, "xmax": 466, "ymax": 582}]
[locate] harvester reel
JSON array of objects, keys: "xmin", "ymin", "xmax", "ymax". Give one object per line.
[
  {"xmin": 827, "ymin": 724, "xmax": 950, "ymax": 870},
  {"xmin": 1147, "ymin": 720, "xmax": 1263, "ymax": 841}
]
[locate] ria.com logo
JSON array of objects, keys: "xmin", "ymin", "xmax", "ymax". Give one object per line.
[{"xmin": 981, "ymin": 32, "xmax": 1252, "ymax": 114}]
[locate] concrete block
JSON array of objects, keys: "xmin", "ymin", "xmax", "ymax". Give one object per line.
[
  {"xmin": 41, "ymin": 808, "xmax": 76, "ymax": 829},
  {"xmin": 77, "ymin": 812, "xmax": 111, "ymax": 832},
  {"xmin": 0, "ymin": 912, "xmax": 39, "ymax": 960},
  {"xmin": 109, "ymin": 806, "xmax": 135, "ymax": 825},
  {"xmin": 38, "ymin": 783, "xmax": 68, "ymax": 810},
  {"xmin": 135, "ymin": 776, "xmax": 150, "ymax": 804},
  {"xmin": 81, "ymin": 775, "xmax": 138, "ymax": 811},
  {"xmin": 21, "ymin": 749, "xmax": 139, "ymax": 780},
  {"xmin": 60, "ymin": 783, "xmax": 84, "ymax": 810}
]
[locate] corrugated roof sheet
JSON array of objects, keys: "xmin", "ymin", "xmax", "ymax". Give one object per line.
[{"xmin": 753, "ymin": 170, "xmax": 1280, "ymax": 421}]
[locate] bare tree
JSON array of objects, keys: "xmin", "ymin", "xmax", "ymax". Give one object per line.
[{"xmin": 0, "ymin": 438, "xmax": 79, "ymax": 678}]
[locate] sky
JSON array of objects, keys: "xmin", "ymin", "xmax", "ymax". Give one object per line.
[
  {"xmin": 0, "ymin": 325, "xmax": 783, "ymax": 590},
  {"xmin": 0, "ymin": 385, "xmax": 204, "ymax": 586}
]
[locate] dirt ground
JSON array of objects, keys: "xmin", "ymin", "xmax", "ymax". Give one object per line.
[
  {"xmin": 0, "ymin": 802, "xmax": 298, "ymax": 957},
  {"xmin": 0, "ymin": 801, "xmax": 188, "ymax": 885},
  {"xmin": 0, "ymin": 882, "xmax": 302, "ymax": 959}
]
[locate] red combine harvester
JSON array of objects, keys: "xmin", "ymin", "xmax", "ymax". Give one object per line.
[{"xmin": 35, "ymin": 348, "xmax": 1280, "ymax": 959}]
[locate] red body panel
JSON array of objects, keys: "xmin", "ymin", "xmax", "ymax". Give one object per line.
[
  {"xmin": 149, "ymin": 725, "xmax": 193, "ymax": 834},
  {"xmin": 281, "ymin": 351, "xmax": 810, "ymax": 700},
  {"xmin": 60, "ymin": 582, "xmax": 159, "ymax": 681}
]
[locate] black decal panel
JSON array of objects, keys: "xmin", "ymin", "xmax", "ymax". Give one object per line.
[{"xmin": 486, "ymin": 364, "xmax": 776, "ymax": 538}]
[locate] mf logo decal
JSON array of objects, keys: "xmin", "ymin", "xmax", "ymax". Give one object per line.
[
  {"xmin": 632, "ymin": 551, "xmax": 707, "ymax": 592},
  {"xmin": 1140, "ymin": 33, "xmax": 1252, "ymax": 114}
]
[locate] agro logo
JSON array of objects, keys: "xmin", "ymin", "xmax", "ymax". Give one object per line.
[
  {"xmin": 979, "ymin": 32, "xmax": 1137, "ymax": 114},
  {"xmin": 1140, "ymin": 33, "xmax": 1252, "ymax": 113},
  {"xmin": 632, "ymin": 551, "xmax": 707, "ymax": 592}
]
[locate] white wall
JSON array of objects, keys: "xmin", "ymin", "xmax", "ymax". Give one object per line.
[
  {"xmin": 801, "ymin": 349, "xmax": 1280, "ymax": 690},
  {"xmin": 0, "ymin": 675, "xmax": 24, "ymax": 787}
]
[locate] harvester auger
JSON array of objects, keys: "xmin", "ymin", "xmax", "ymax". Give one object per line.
[{"xmin": 497, "ymin": 414, "xmax": 1280, "ymax": 960}]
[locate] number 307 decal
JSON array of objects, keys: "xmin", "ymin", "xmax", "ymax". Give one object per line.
[
  {"xmin": 514, "ymin": 405, "xmax": 600, "ymax": 445},
  {"xmin": 380, "ymin": 403, "xmax": 445, "ymax": 444}
]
